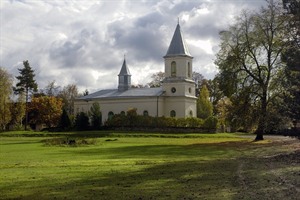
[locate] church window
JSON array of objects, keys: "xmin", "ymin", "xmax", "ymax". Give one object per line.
[
  {"xmin": 189, "ymin": 110, "xmax": 193, "ymax": 117},
  {"xmin": 170, "ymin": 110, "xmax": 176, "ymax": 117},
  {"xmin": 171, "ymin": 61, "xmax": 176, "ymax": 77},
  {"xmin": 120, "ymin": 111, "xmax": 125, "ymax": 116},
  {"xmin": 108, "ymin": 111, "xmax": 114, "ymax": 120},
  {"xmin": 143, "ymin": 110, "xmax": 149, "ymax": 117},
  {"xmin": 188, "ymin": 62, "xmax": 191, "ymax": 77},
  {"xmin": 189, "ymin": 87, "xmax": 192, "ymax": 94},
  {"xmin": 171, "ymin": 87, "xmax": 176, "ymax": 93}
]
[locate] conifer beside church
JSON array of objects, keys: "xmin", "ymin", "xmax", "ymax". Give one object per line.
[{"xmin": 14, "ymin": 60, "xmax": 38, "ymax": 130}]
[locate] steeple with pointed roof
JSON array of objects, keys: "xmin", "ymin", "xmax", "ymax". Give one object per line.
[
  {"xmin": 118, "ymin": 57, "xmax": 131, "ymax": 91},
  {"xmin": 164, "ymin": 22, "xmax": 192, "ymax": 58}
]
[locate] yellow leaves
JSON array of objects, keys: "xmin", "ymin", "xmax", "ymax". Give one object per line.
[{"xmin": 29, "ymin": 96, "xmax": 63, "ymax": 127}]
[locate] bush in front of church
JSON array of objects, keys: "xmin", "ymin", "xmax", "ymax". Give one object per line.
[
  {"xmin": 105, "ymin": 114, "xmax": 208, "ymax": 129},
  {"xmin": 75, "ymin": 112, "xmax": 90, "ymax": 131}
]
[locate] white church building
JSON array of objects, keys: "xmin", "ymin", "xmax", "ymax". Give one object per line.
[{"xmin": 74, "ymin": 23, "xmax": 197, "ymax": 123}]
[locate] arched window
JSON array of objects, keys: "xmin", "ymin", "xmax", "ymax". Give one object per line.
[
  {"xmin": 143, "ymin": 110, "xmax": 149, "ymax": 117},
  {"xmin": 188, "ymin": 62, "xmax": 191, "ymax": 78},
  {"xmin": 120, "ymin": 111, "xmax": 125, "ymax": 116},
  {"xmin": 170, "ymin": 110, "xmax": 176, "ymax": 117},
  {"xmin": 171, "ymin": 61, "xmax": 176, "ymax": 77},
  {"xmin": 189, "ymin": 110, "xmax": 193, "ymax": 117},
  {"xmin": 108, "ymin": 111, "xmax": 114, "ymax": 120}
]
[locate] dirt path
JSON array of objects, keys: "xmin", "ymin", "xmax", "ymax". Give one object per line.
[{"xmin": 234, "ymin": 138, "xmax": 300, "ymax": 200}]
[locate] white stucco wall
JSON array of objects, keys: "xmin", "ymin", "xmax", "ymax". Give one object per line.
[{"xmin": 74, "ymin": 96, "xmax": 165, "ymax": 123}]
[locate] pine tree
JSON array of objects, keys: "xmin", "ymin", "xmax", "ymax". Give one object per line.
[{"xmin": 14, "ymin": 60, "xmax": 38, "ymax": 130}]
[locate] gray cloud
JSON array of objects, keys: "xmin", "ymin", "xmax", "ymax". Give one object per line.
[{"xmin": 1, "ymin": 0, "xmax": 266, "ymax": 92}]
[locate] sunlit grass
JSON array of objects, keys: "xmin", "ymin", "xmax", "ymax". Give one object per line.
[{"xmin": 0, "ymin": 132, "xmax": 298, "ymax": 199}]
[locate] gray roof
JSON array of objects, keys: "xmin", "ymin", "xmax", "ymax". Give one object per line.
[
  {"xmin": 165, "ymin": 23, "xmax": 192, "ymax": 57},
  {"xmin": 78, "ymin": 87, "xmax": 164, "ymax": 100},
  {"xmin": 118, "ymin": 58, "xmax": 131, "ymax": 76}
]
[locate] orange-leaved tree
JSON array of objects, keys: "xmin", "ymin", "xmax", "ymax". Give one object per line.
[{"xmin": 29, "ymin": 96, "xmax": 63, "ymax": 128}]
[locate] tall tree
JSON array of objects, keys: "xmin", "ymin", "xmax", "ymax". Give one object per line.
[
  {"xmin": 215, "ymin": 2, "xmax": 290, "ymax": 140},
  {"xmin": 0, "ymin": 68, "xmax": 13, "ymax": 131},
  {"xmin": 197, "ymin": 84, "xmax": 213, "ymax": 120},
  {"xmin": 58, "ymin": 84, "xmax": 79, "ymax": 116},
  {"xmin": 216, "ymin": 97, "xmax": 232, "ymax": 132},
  {"xmin": 59, "ymin": 109, "xmax": 72, "ymax": 130},
  {"xmin": 89, "ymin": 102, "xmax": 102, "ymax": 129},
  {"xmin": 192, "ymin": 71, "xmax": 205, "ymax": 90},
  {"xmin": 14, "ymin": 60, "xmax": 38, "ymax": 130},
  {"xmin": 10, "ymin": 93, "xmax": 26, "ymax": 130},
  {"xmin": 148, "ymin": 72, "xmax": 165, "ymax": 88},
  {"xmin": 282, "ymin": 0, "xmax": 300, "ymax": 124},
  {"xmin": 42, "ymin": 81, "xmax": 61, "ymax": 97}
]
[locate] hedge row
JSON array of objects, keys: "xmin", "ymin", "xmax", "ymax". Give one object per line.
[{"xmin": 104, "ymin": 114, "xmax": 218, "ymax": 130}]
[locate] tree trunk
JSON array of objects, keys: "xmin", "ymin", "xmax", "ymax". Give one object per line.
[
  {"xmin": 25, "ymin": 89, "xmax": 28, "ymax": 131},
  {"xmin": 255, "ymin": 88, "xmax": 268, "ymax": 141}
]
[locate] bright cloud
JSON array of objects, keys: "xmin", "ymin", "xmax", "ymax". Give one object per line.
[{"xmin": 0, "ymin": 0, "xmax": 266, "ymax": 93}]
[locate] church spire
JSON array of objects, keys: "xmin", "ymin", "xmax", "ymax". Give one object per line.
[
  {"xmin": 118, "ymin": 57, "xmax": 131, "ymax": 91},
  {"xmin": 164, "ymin": 23, "xmax": 192, "ymax": 58}
]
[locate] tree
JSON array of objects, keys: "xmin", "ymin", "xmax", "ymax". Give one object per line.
[
  {"xmin": 206, "ymin": 76, "xmax": 224, "ymax": 114},
  {"xmin": 215, "ymin": 2, "xmax": 290, "ymax": 140},
  {"xmin": 89, "ymin": 102, "xmax": 102, "ymax": 129},
  {"xmin": 83, "ymin": 89, "xmax": 89, "ymax": 96},
  {"xmin": 192, "ymin": 71, "xmax": 204, "ymax": 89},
  {"xmin": 29, "ymin": 96, "xmax": 63, "ymax": 128},
  {"xmin": 216, "ymin": 97, "xmax": 232, "ymax": 132},
  {"xmin": 42, "ymin": 81, "xmax": 61, "ymax": 97},
  {"xmin": 75, "ymin": 112, "xmax": 89, "ymax": 131},
  {"xmin": 0, "ymin": 68, "xmax": 13, "ymax": 131},
  {"xmin": 197, "ymin": 84, "xmax": 213, "ymax": 119},
  {"xmin": 148, "ymin": 71, "xmax": 165, "ymax": 88},
  {"xmin": 14, "ymin": 60, "xmax": 38, "ymax": 130},
  {"xmin": 10, "ymin": 93, "xmax": 26, "ymax": 130},
  {"xmin": 58, "ymin": 84, "xmax": 79, "ymax": 116},
  {"xmin": 282, "ymin": 0, "xmax": 300, "ymax": 124},
  {"xmin": 59, "ymin": 109, "xmax": 72, "ymax": 130}
]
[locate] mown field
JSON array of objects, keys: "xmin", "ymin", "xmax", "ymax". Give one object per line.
[{"xmin": 0, "ymin": 131, "xmax": 299, "ymax": 200}]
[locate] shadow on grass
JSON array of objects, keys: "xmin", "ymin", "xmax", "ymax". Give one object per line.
[
  {"xmin": 2, "ymin": 139, "xmax": 299, "ymax": 200},
  {"xmin": 11, "ymin": 154, "xmax": 300, "ymax": 200},
  {"xmin": 50, "ymin": 143, "xmax": 238, "ymax": 161}
]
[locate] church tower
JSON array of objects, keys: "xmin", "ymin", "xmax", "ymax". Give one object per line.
[
  {"xmin": 118, "ymin": 57, "xmax": 131, "ymax": 91},
  {"xmin": 162, "ymin": 23, "xmax": 197, "ymax": 118}
]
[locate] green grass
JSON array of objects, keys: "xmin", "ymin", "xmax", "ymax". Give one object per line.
[{"xmin": 0, "ymin": 131, "xmax": 299, "ymax": 199}]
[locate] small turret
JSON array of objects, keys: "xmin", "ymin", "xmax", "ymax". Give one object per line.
[{"xmin": 118, "ymin": 57, "xmax": 131, "ymax": 91}]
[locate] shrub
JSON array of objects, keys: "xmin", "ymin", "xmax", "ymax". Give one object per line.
[
  {"xmin": 203, "ymin": 116, "xmax": 218, "ymax": 130},
  {"xmin": 75, "ymin": 112, "xmax": 89, "ymax": 131}
]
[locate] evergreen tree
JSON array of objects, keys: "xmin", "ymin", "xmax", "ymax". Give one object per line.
[
  {"xmin": 59, "ymin": 109, "xmax": 72, "ymax": 130},
  {"xmin": 197, "ymin": 85, "xmax": 213, "ymax": 120},
  {"xmin": 75, "ymin": 112, "xmax": 89, "ymax": 131},
  {"xmin": 14, "ymin": 60, "xmax": 38, "ymax": 130},
  {"xmin": 89, "ymin": 102, "xmax": 102, "ymax": 129}
]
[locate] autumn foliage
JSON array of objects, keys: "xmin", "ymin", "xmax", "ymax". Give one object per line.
[{"xmin": 29, "ymin": 96, "xmax": 63, "ymax": 128}]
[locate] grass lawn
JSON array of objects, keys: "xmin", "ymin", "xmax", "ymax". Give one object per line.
[{"xmin": 0, "ymin": 131, "xmax": 299, "ymax": 199}]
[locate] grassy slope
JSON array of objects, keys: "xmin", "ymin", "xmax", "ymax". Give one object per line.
[{"xmin": 0, "ymin": 132, "xmax": 299, "ymax": 199}]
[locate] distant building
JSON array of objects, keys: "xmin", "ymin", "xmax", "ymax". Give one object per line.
[{"xmin": 74, "ymin": 23, "xmax": 197, "ymax": 123}]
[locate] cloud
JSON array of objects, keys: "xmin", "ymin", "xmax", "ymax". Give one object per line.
[{"xmin": 1, "ymin": 0, "xmax": 266, "ymax": 92}]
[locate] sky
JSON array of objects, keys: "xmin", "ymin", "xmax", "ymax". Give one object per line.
[{"xmin": 1, "ymin": 0, "xmax": 267, "ymax": 93}]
